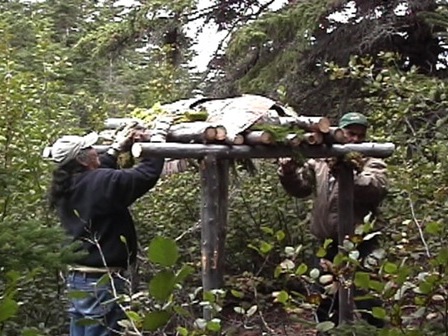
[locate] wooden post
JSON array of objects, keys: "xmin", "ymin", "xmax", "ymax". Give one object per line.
[
  {"xmin": 216, "ymin": 159, "xmax": 229, "ymax": 284},
  {"xmin": 200, "ymin": 155, "xmax": 228, "ymax": 320},
  {"xmin": 337, "ymin": 163, "xmax": 354, "ymax": 325}
]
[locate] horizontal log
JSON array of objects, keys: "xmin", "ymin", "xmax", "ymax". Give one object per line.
[
  {"xmin": 279, "ymin": 116, "xmax": 330, "ymax": 133},
  {"xmin": 167, "ymin": 122, "xmax": 217, "ymax": 143},
  {"xmin": 244, "ymin": 131, "xmax": 274, "ymax": 145},
  {"xmin": 131, "ymin": 142, "xmax": 395, "ymax": 159}
]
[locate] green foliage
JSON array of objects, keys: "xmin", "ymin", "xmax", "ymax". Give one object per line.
[
  {"xmin": 318, "ymin": 53, "xmax": 448, "ymax": 333},
  {"xmin": 420, "ymin": 3, "xmax": 448, "ymax": 43},
  {"xmin": 226, "ymin": 0, "xmax": 329, "ymax": 94},
  {"xmin": 0, "ymin": 0, "xmax": 447, "ymax": 334},
  {"xmin": 227, "ymin": 0, "xmax": 328, "ymax": 58}
]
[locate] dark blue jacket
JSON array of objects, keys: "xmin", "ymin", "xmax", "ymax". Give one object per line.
[{"xmin": 58, "ymin": 153, "xmax": 164, "ymax": 268}]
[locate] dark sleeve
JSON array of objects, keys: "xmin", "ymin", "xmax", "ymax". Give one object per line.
[
  {"xmin": 99, "ymin": 152, "xmax": 118, "ymax": 169},
  {"xmin": 95, "ymin": 157, "xmax": 165, "ymax": 208}
]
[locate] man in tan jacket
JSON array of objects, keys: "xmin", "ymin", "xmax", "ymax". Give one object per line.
[{"xmin": 278, "ymin": 112, "xmax": 388, "ymax": 328}]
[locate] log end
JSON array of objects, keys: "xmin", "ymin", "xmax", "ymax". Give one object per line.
[
  {"xmin": 318, "ymin": 117, "xmax": 331, "ymax": 133},
  {"xmin": 215, "ymin": 126, "xmax": 227, "ymax": 141},
  {"xmin": 203, "ymin": 126, "xmax": 217, "ymax": 142},
  {"xmin": 233, "ymin": 134, "xmax": 245, "ymax": 145},
  {"xmin": 131, "ymin": 143, "xmax": 143, "ymax": 158},
  {"xmin": 304, "ymin": 132, "xmax": 324, "ymax": 145}
]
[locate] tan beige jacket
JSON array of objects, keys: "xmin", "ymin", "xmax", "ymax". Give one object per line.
[{"xmin": 278, "ymin": 158, "xmax": 388, "ymax": 240}]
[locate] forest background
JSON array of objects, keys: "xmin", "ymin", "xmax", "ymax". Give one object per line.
[{"xmin": 1, "ymin": 0, "xmax": 448, "ymax": 335}]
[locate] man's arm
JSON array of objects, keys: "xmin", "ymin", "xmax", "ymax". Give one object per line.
[
  {"xmin": 96, "ymin": 157, "xmax": 165, "ymax": 209},
  {"xmin": 354, "ymin": 158, "xmax": 388, "ymax": 204},
  {"xmin": 277, "ymin": 158, "xmax": 314, "ymax": 198},
  {"xmin": 99, "ymin": 152, "xmax": 119, "ymax": 169}
]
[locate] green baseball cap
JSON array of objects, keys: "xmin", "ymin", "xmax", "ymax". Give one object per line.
[{"xmin": 338, "ymin": 112, "xmax": 369, "ymax": 128}]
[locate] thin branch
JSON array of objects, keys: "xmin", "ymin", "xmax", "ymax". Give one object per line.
[
  {"xmin": 175, "ymin": 220, "xmax": 201, "ymax": 242},
  {"xmin": 407, "ymin": 194, "xmax": 431, "ymax": 258}
]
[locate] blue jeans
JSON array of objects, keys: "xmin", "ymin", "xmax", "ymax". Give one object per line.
[{"xmin": 67, "ymin": 272, "xmax": 126, "ymax": 336}]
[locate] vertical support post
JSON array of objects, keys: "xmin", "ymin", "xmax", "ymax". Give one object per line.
[
  {"xmin": 200, "ymin": 155, "xmax": 229, "ymax": 320},
  {"xmin": 337, "ymin": 163, "xmax": 354, "ymax": 325},
  {"xmin": 216, "ymin": 159, "xmax": 229, "ymax": 286}
]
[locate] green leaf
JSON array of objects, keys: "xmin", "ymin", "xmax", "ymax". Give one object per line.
[
  {"xmin": 126, "ymin": 311, "xmax": 142, "ymax": 324},
  {"xmin": 96, "ymin": 274, "xmax": 111, "ymax": 287},
  {"xmin": 369, "ymin": 280, "xmax": 385, "ymax": 292},
  {"xmin": 372, "ymin": 307, "xmax": 387, "ymax": 320},
  {"xmin": 143, "ymin": 310, "xmax": 171, "ymax": 331},
  {"xmin": 333, "ymin": 253, "xmax": 344, "ymax": 266},
  {"xmin": 67, "ymin": 290, "xmax": 90, "ymax": 300},
  {"xmin": 149, "ymin": 270, "xmax": 176, "ymax": 301},
  {"xmin": 148, "ymin": 236, "xmax": 179, "ymax": 267},
  {"xmin": 295, "ymin": 263, "xmax": 308, "ymax": 276},
  {"xmin": 425, "ymin": 221, "xmax": 441, "ymax": 235},
  {"xmin": 436, "ymin": 248, "xmax": 448, "ymax": 265},
  {"xmin": 173, "ymin": 305, "xmax": 191, "ymax": 317},
  {"xmin": 418, "ymin": 281, "xmax": 433, "ymax": 295},
  {"xmin": 203, "ymin": 290, "xmax": 215, "ymax": 303},
  {"xmin": 274, "ymin": 265, "xmax": 282, "ymax": 278},
  {"xmin": 119, "ymin": 235, "xmax": 127, "ymax": 244},
  {"xmin": 323, "ymin": 239, "xmax": 333, "ymax": 249},
  {"xmin": 316, "ymin": 247, "xmax": 327, "ymax": 258},
  {"xmin": 260, "ymin": 226, "xmax": 274, "ymax": 235},
  {"xmin": 316, "ymin": 321, "xmax": 335, "ymax": 332},
  {"xmin": 276, "ymin": 230, "xmax": 286, "ymax": 241},
  {"xmin": 354, "ymin": 272, "xmax": 370, "ymax": 289},
  {"xmin": 383, "ymin": 262, "xmax": 398, "ymax": 274},
  {"xmin": 206, "ymin": 319, "xmax": 221, "ymax": 332},
  {"xmin": 175, "ymin": 264, "xmax": 194, "ymax": 284},
  {"xmin": 0, "ymin": 298, "xmax": 19, "ymax": 323},
  {"xmin": 259, "ymin": 241, "xmax": 273, "ymax": 254},
  {"xmin": 231, "ymin": 289, "xmax": 244, "ymax": 298},
  {"xmin": 275, "ymin": 290, "xmax": 289, "ymax": 304},
  {"xmin": 176, "ymin": 326, "xmax": 189, "ymax": 336}
]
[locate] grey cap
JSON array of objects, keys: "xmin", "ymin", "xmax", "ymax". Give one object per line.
[{"xmin": 51, "ymin": 132, "xmax": 98, "ymax": 166}]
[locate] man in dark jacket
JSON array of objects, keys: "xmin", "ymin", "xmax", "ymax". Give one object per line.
[
  {"xmin": 48, "ymin": 118, "xmax": 171, "ymax": 336},
  {"xmin": 278, "ymin": 112, "xmax": 388, "ymax": 328}
]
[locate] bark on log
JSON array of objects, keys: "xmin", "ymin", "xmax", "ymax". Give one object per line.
[
  {"xmin": 167, "ymin": 122, "xmax": 217, "ymax": 143},
  {"xmin": 244, "ymin": 131, "xmax": 274, "ymax": 145},
  {"xmin": 200, "ymin": 155, "xmax": 226, "ymax": 320},
  {"xmin": 279, "ymin": 116, "xmax": 331, "ymax": 133},
  {"xmin": 131, "ymin": 142, "xmax": 395, "ymax": 159}
]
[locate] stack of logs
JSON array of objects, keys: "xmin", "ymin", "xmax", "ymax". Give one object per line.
[{"xmin": 104, "ymin": 116, "xmax": 347, "ymax": 147}]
